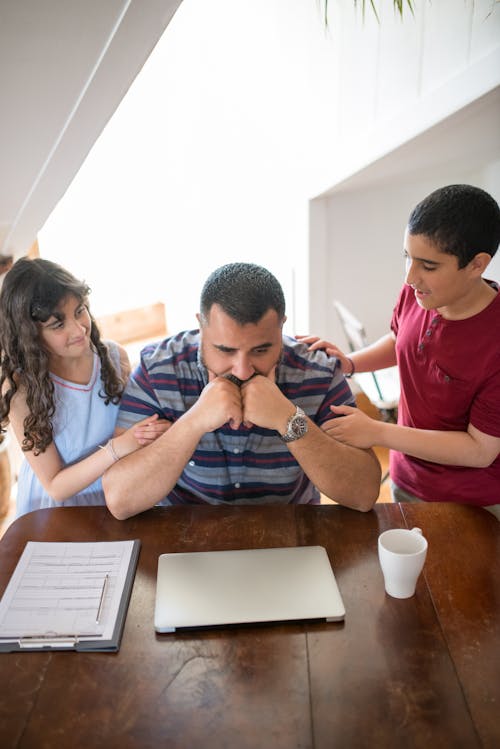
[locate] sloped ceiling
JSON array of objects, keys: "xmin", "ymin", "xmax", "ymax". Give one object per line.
[
  {"xmin": 0, "ymin": 0, "xmax": 182, "ymax": 261},
  {"xmin": 319, "ymin": 86, "xmax": 500, "ymax": 196}
]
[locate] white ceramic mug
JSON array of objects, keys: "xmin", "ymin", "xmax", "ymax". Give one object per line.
[{"xmin": 378, "ymin": 527, "xmax": 428, "ymax": 599}]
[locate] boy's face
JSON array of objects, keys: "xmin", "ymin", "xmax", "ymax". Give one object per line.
[{"xmin": 403, "ymin": 230, "xmax": 485, "ymax": 317}]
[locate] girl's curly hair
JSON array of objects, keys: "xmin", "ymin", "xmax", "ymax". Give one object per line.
[{"xmin": 0, "ymin": 257, "xmax": 126, "ymax": 454}]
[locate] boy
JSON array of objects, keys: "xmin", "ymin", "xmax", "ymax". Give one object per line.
[{"xmin": 303, "ymin": 184, "xmax": 500, "ymax": 517}]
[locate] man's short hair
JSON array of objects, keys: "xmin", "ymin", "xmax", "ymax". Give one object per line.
[
  {"xmin": 408, "ymin": 184, "xmax": 500, "ymax": 268},
  {"xmin": 200, "ymin": 263, "xmax": 286, "ymax": 324}
]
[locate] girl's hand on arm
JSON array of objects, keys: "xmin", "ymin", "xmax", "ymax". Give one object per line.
[
  {"xmin": 132, "ymin": 414, "xmax": 171, "ymax": 445},
  {"xmin": 114, "ymin": 414, "xmax": 172, "ymax": 454}
]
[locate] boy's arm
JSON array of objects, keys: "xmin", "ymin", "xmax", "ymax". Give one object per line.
[
  {"xmin": 368, "ymin": 420, "xmax": 500, "ymax": 468},
  {"xmin": 324, "ymin": 408, "xmax": 500, "ymax": 468},
  {"xmin": 299, "ymin": 333, "xmax": 397, "ymax": 375}
]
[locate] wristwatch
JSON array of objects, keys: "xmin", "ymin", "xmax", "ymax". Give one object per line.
[{"xmin": 280, "ymin": 406, "xmax": 308, "ymax": 443}]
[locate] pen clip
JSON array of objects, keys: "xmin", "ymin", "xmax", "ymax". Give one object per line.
[{"xmin": 96, "ymin": 573, "xmax": 109, "ymax": 623}]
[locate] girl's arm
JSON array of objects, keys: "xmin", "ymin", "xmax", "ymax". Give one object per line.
[{"xmin": 8, "ymin": 386, "xmax": 169, "ymax": 503}]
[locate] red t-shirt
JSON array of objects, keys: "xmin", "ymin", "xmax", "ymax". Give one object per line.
[{"xmin": 390, "ymin": 282, "xmax": 500, "ymax": 506}]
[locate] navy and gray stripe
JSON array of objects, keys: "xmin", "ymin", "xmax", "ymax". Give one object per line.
[{"xmin": 117, "ymin": 331, "xmax": 354, "ymax": 505}]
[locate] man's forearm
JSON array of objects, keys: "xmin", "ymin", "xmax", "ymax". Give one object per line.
[
  {"xmin": 103, "ymin": 415, "xmax": 202, "ymax": 519},
  {"xmin": 288, "ymin": 423, "xmax": 381, "ymax": 511}
]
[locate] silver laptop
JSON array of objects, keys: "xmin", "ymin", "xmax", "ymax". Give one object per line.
[{"xmin": 154, "ymin": 545, "xmax": 345, "ymax": 633}]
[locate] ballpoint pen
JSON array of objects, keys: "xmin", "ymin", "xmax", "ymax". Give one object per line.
[{"xmin": 96, "ymin": 574, "xmax": 109, "ymax": 624}]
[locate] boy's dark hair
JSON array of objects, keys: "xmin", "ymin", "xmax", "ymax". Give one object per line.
[
  {"xmin": 0, "ymin": 257, "xmax": 125, "ymax": 454},
  {"xmin": 408, "ymin": 184, "xmax": 500, "ymax": 268},
  {"xmin": 200, "ymin": 262, "xmax": 286, "ymax": 324}
]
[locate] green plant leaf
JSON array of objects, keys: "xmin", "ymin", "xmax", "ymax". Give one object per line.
[{"xmin": 322, "ymin": 0, "xmax": 415, "ymax": 26}]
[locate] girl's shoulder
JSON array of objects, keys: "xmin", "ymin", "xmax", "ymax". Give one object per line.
[
  {"xmin": 1, "ymin": 370, "xmax": 24, "ymax": 397},
  {"xmin": 101, "ymin": 339, "xmax": 130, "ymax": 379},
  {"xmin": 2, "ymin": 375, "xmax": 28, "ymax": 420},
  {"xmin": 117, "ymin": 343, "xmax": 131, "ymax": 379}
]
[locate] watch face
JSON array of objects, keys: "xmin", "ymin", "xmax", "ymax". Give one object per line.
[
  {"xmin": 282, "ymin": 408, "xmax": 308, "ymax": 442},
  {"xmin": 291, "ymin": 417, "xmax": 307, "ymax": 437}
]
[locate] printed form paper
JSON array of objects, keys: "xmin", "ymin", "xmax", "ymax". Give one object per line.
[{"xmin": 0, "ymin": 540, "xmax": 136, "ymax": 643}]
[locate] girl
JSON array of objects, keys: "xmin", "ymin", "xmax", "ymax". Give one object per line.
[{"xmin": 0, "ymin": 257, "xmax": 164, "ymax": 516}]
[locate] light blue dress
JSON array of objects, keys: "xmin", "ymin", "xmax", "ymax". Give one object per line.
[{"xmin": 16, "ymin": 342, "xmax": 122, "ymax": 516}]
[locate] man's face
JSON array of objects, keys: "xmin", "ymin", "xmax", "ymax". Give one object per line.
[{"xmin": 198, "ymin": 304, "xmax": 285, "ymax": 382}]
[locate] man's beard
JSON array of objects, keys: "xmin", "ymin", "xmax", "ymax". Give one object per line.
[{"xmin": 221, "ymin": 373, "xmax": 248, "ymax": 388}]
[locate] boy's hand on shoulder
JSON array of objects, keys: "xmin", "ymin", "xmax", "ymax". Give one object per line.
[{"xmin": 296, "ymin": 334, "xmax": 343, "ymax": 358}]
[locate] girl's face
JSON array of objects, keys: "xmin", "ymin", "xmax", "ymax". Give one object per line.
[{"xmin": 37, "ymin": 293, "xmax": 92, "ymax": 359}]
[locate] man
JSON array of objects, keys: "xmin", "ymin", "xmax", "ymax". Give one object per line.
[{"xmin": 103, "ymin": 263, "xmax": 381, "ymax": 519}]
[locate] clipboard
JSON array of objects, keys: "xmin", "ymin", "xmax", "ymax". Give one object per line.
[{"xmin": 0, "ymin": 539, "xmax": 140, "ymax": 652}]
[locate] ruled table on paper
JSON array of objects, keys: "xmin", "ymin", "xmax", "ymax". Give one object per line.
[{"xmin": 0, "ymin": 540, "xmax": 137, "ymax": 642}]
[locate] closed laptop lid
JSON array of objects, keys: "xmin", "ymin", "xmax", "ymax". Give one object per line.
[{"xmin": 154, "ymin": 545, "xmax": 345, "ymax": 633}]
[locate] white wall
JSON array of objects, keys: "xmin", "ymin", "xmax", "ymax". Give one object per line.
[
  {"xmin": 307, "ymin": 0, "xmax": 500, "ymax": 346},
  {"xmin": 310, "ymin": 89, "xmax": 500, "ymax": 346},
  {"xmin": 37, "ymin": 0, "xmax": 500, "ymax": 341},
  {"xmin": 309, "ymin": 0, "xmax": 500, "ymax": 196},
  {"xmin": 314, "ymin": 166, "xmax": 500, "ymax": 349}
]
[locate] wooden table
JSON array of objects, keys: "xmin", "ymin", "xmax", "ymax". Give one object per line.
[{"xmin": 0, "ymin": 503, "xmax": 498, "ymax": 749}]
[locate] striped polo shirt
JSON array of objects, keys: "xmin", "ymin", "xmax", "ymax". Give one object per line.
[{"xmin": 116, "ymin": 330, "xmax": 355, "ymax": 505}]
